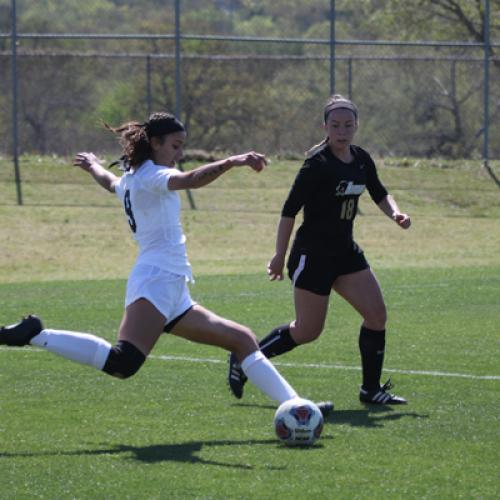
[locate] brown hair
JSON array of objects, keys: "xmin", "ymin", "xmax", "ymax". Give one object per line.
[
  {"xmin": 323, "ymin": 94, "xmax": 358, "ymax": 122},
  {"xmin": 106, "ymin": 112, "xmax": 185, "ymax": 169},
  {"xmin": 305, "ymin": 95, "xmax": 358, "ymax": 158}
]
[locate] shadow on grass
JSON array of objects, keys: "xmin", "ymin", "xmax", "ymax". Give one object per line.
[
  {"xmin": 326, "ymin": 406, "xmax": 429, "ymax": 428},
  {"xmin": 233, "ymin": 402, "xmax": 429, "ymax": 429},
  {"xmin": 0, "ymin": 408, "xmax": 426, "ymax": 468},
  {"xmin": 0, "ymin": 436, "xmax": 333, "ymax": 469}
]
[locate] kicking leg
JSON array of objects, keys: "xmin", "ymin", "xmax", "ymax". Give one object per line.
[
  {"xmin": 1, "ymin": 299, "xmax": 165, "ymax": 379},
  {"xmin": 101, "ymin": 298, "xmax": 165, "ymax": 378},
  {"xmin": 0, "ymin": 315, "xmax": 112, "ymax": 371}
]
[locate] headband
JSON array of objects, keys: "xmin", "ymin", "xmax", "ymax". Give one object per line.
[
  {"xmin": 143, "ymin": 118, "xmax": 185, "ymax": 138},
  {"xmin": 324, "ymin": 101, "xmax": 358, "ymax": 120}
]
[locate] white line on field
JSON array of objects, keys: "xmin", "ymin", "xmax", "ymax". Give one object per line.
[
  {"xmin": 149, "ymin": 354, "xmax": 500, "ymax": 381},
  {"xmin": 1, "ymin": 347, "xmax": 498, "ymax": 381}
]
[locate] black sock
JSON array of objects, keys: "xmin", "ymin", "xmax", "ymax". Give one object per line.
[
  {"xmin": 359, "ymin": 326, "xmax": 386, "ymax": 391},
  {"xmin": 259, "ymin": 324, "xmax": 297, "ymax": 359}
]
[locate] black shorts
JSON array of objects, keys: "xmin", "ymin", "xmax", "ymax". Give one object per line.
[{"xmin": 287, "ymin": 243, "xmax": 369, "ymax": 296}]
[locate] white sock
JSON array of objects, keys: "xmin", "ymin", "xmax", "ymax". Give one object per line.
[
  {"xmin": 30, "ymin": 329, "xmax": 112, "ymax": 370},
  {"xmin": 241, "ymin": 350, "xmax": 298, "ymax": 404}
]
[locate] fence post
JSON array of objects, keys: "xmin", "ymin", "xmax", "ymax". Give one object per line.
[
  {"xmin": 11, "ymin": 0, "xmax": 23, "ymax": 205},
  {"xmin": 174, "ymin": 0, "xmax": 196, "ymax": 208},
  {"xmin": 329, "ymin": 0, "xmax": 336, "ymax": 95},
  {"xmin": 482, "ymin": 0, "xmax": 499, "ymax": 187},
  {"xmin": 175, "ymin": 0, "xmax": 182, "ymax": 120},
  {"xmin": 146, "ymin": 54, "xmax": 152, "ymax": 116},
  {"xmin": 347, "ymin": 57, "xmax": 353, "ymax": 99},
  {"xmin": 483, "ymin": 0, "xmax": 490, "ymax": 164}
]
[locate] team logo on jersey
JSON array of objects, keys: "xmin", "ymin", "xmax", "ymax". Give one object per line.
[{"xmin": 335, "ymin": 180, "xmax": 365, "ymax": 196}]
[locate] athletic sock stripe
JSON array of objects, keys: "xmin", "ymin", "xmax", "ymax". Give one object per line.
[{"xmin": 260, "ymin": 336, "xmax": 283, "ymax": 352}]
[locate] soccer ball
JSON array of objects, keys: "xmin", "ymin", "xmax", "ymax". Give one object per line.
[{"xmin": 274, "ymin": 398, "xmax": 324, "ymax": 446}]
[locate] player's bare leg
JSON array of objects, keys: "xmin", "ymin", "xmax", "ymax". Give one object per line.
[
  {"xmin": 117, "ymin": 298, "xmax": 166, "ymax": 356},
  {"xmin": 0, "ymin": 299, "xmax": 165, "ymax": 380},
  {"xmin": 171, "ymin": 305, "xmax": 297, "ymax": 404},
  {"xmin": 227, "ymin": 290, "xmax": 333, "ymax": 415},
  {"xmin": 333, "ymin": 268, "xmax": 406, "ymax": 404}
]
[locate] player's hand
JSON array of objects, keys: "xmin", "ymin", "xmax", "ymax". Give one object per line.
[
  {"xmin": 267, "ymin": 254, "xmax": 285, "ymax": 281},
  {"xmin": 392, "ymin": 212, "xmax": 411, "ymax": 229},
  {"xmin": 228, "ymin": 151, "xmax": 267, "ymax": 172},
  {"xmin": 73, "ymin": 152, "xmax": 102, "ymax": 172}
]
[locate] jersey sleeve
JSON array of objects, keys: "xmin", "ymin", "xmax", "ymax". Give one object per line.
[
  {"xmin": 281, "ymin": 160, "xmax": 316, "ymax": 218},
  {"xmin": 141, "ymin": 166, "xmax": 178, "ymax": 193},
  {"xmin": 364, "ymin": 154, "xmax": 388, "ymax": 204},
  {"xmin": 114, "ymin": 174, "xmax": 126, "ymax": 202}
]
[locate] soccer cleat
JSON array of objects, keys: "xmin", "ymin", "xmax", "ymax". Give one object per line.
[
  {"xmin": 228, "ymin": 352, "xmax": 248, "ymax": 399},
  {"xmin": 316, "ymin": 401, "xmax": 334, "ymax": 418},
  {"xmin": 359, "ymin": 379, "xmax": 407, "ymax": 405},
  {"xmin": 0, "ymin": 315, "xmax": 43, "ymax": 346}
]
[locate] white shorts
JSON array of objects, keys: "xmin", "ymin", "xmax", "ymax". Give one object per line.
[{"xmin": 125, "ymin": 264, "xmax": 196, "ymax": 329}]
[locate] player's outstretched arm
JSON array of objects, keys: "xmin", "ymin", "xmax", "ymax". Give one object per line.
[
  {"xmin": 168, "ymin": 151, "xmax": 267, "ymax": 191},
  {"xmin": 73, "ymin": 152, "xmax": 120, "ymax": 193}
]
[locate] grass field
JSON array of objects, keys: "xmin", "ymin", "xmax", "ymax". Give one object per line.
[{"xmin": 0, "ymin": 155, "xmax": 499, "ymax": 499}]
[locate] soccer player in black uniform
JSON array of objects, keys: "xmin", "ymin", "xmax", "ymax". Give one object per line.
[{"xmin": 229, "ymin": 95, "xmax": 411, "ymax": 405}]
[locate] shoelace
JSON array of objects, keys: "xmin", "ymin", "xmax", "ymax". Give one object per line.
[{"xmin": 381, "ymin": 378, "xmax": 394, "ymax": 392}]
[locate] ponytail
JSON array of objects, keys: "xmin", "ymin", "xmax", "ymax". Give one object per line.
[
  {"xmin": 105, "ymin": 121, "xmax": 150, "ymax": 170},
  {"xmin": 105, "ymin": 112, "xmax": 186, "ymax": 170},
  {"xmin": 305, "ymin": 137, "xmax": 329, "ymax": 159}
]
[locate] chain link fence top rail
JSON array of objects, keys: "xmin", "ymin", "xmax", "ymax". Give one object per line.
[{"xmin": 0, "ymin": 1, "xmax": 499, "ymax": 187}]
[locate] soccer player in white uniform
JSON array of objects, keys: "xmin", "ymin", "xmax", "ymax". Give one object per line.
[{"xmin": 0, "ymin": 112, "xmax": 306, "ymax": 409}]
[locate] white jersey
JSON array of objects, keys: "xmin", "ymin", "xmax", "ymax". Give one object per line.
[{"xmin": 115, "ymin": 159, "xmax": 193, "ymax": 281}]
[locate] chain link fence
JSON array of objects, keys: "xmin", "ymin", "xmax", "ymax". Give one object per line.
[{"xmin": 0, "ymin": 0, "xmax": 499, "ymax": 203}]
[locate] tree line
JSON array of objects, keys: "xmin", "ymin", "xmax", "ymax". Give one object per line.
[{"xmin": 0, "ymin": 0, "xmax": 498, "ymax": 159}]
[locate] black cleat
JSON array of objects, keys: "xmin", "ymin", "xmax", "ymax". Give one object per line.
[
  {"xmin": 316, "ymin": 401, "xmax": 334, "ymax": 418},
  {"xmin": 0, "ymin": 315, "xmax": 43, "ymax": 346},
  {"xmin": 359, "ymin": 379, "xmax": 407, "ymax": 405},
  {"xmin": 228, "ymin": 352, "xmax": 247, "ymax": 399}
]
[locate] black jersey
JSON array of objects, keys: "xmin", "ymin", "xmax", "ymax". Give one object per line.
[{"xmin": 281, "ymin": 143, "xmax": 388, "ymax": 256}]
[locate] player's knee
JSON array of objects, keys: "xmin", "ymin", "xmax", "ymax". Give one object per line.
[
  {"xmin": 292, "ymin": 323, "xmax": 323, "ymax": 344},
  {"xmin": 365, "ymin": 305, "xmax": 387, "ymax": 330},
  {"xmin": 231, "ymin": 326, "xmax": 258, "ymax": 356},
  {"xmin": 299, "ymin": 330, "xmax": 322, "ymax": 344},
  {"xmin": 102, "ymin": 340, "xmax": 146, "ymax": 379}
]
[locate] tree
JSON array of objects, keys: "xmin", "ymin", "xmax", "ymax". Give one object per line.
[
  {"xmin": 356, "ymin": 0, "xmax": 500, "ymax": 157},
  {"xmin": 369, "ymin": 0, "xmax": 499, "ymax": 46}
]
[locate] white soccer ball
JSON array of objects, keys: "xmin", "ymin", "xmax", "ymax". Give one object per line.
[{"xmin": 274, "ymin": 398, "xmax": 324, "ymax": 446}]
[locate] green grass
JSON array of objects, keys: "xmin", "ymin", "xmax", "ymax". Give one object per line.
[
  {"xmin": 0, "ymin": 269, "xmax": 499, "ymax": 499},
  {"xmin": 0, "ymin": 155, "xmax": 499, "ymax": 282},
  {"xmin": 0, "ymin": 155, "xmax": 499, "ymax": 498}
]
